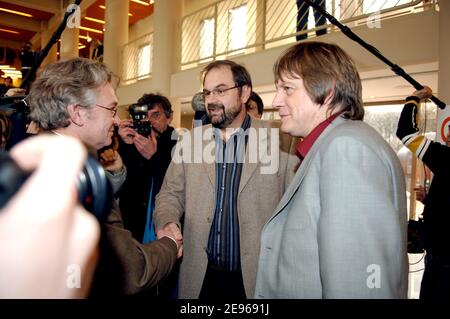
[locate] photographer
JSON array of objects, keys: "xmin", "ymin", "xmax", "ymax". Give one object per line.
[
  {"xmin": 117, "ymin": 94, "xmax": 178, "ymax": 298},
  {"xmin": 396, "ymin": 86, "xmax": 450, "ymax": 300},
  {"xmin": 118, "ymin": 94, "xmax": 176, "ymax": 244},
  {"xmin": 26, "ymin": 58, "xmax": 180, "ymax": 296}
]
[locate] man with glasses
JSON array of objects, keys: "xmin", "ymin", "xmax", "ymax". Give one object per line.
[
  {"xmin": 27, "ymin": 58, "xmax": 181, "ymax": 296},
  {"xmin": 154, "ymin": 60, "xmax": 299, "ymax": 299},
  {"xmin": 117, "ymin": 93, "xmax": 177, "ymax": 298}
]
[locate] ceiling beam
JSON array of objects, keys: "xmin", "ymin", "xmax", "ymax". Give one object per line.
[
  {"xmin": 0, "ymin": 0, "xmax": 61, "ymax": 14},
  {"xmin": 0, "ymin": 12, "xmax": 41, "ymax": 32}
]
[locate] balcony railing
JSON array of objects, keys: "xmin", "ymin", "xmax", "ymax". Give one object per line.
[
  {"xmin": 181, "ymin": 0, "xmax": 433, "ymax": 70},
  {"xmin": 121, "ymin": 32, "xmax": 154, "ymax": 84}
]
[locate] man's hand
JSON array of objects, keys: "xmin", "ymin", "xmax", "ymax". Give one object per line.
[
  {"xmin": 133, "ymin": 130, "xmax": 157, "ymax": 160},
  {"xmin": 157, "ymin": 222, "xmax": 183, "ymax": 258},
  {"xmin": 413, "ymin": 86, "xmax": 433, "ymax": 101},
  {"xmin": 118, "ymin": 119, "xmax": 136, "ymax": 144},
  {"xmin": 99, "ymin": 149, "xmax": 123, "ymax": 173},
  {"xmin": 5, "ymin": 88, "xmax": 26, "ymax": 97}
]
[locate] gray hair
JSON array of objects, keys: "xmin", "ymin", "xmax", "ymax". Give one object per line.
[{"xmin": 28, "ymin": 58, "xmax": 113, "ymax": 130}]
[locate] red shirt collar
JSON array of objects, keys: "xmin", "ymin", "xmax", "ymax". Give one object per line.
[{"xmin": 296, "ymin": 112, "xmax": 342, "ymax": 160}]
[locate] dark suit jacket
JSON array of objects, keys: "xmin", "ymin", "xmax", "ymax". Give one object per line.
[{"xmin": 89, "ymin": 201, "xmax": 178, "ymax": 297}]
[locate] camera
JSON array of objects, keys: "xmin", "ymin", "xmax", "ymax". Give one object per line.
[
  {"xmin": 128, "ymin": 103, "xmax": 152, "ymax": 137},
  {"xmin": 0, "ymin": 151, "xmax": 112, "ymax": 222}
]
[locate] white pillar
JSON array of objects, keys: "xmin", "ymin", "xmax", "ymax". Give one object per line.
[
  {"xmin": 153, "ymin": 0, "xmax": 182, "ymax": 127},
  {"xmin": 103, "ymin": 0, "xmax": 129, "ymax": 76}
]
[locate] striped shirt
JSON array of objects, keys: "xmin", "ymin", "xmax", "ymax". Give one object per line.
[{"xmin": 206, "ymin": 114, "xmax": 251, "ymax": 271}]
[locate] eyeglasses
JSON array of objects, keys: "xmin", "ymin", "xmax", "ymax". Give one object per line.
[
  {"xmin": 147, "ymin": 111, "xmax": 162, "ymax": 121},
  {"xmin": 202, "ymin": 85, "xmax": 241, "ymax": 98},
  {"xmin": 96, "ymin": 104, "xmax": 118, "ymax": 117}
]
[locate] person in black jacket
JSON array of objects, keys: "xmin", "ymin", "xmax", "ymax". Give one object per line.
[
  {"xmin": 396, "ymin": 86, "xmax": 450, "ymax": 300},
  {"xmin": 19, "ymin": 42, "xmax": 36, "ymax": 86},
  {"xmin": 117, "ymin": 93, "xmax": 178, "ymax": 298}
]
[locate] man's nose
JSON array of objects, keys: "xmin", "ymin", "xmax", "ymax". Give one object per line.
[
  {"xmin": 205, "ymin": 93, "xmax": 221, "ymax": 105},
  {"xmin": 272, "ymin": 92, "xmax": 284, "ymax": 109},
  {"xmin": 113, "ymin": 115, "xmax": 121, "ymax": 126}
]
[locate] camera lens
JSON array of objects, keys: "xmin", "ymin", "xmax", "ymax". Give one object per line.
[
  {"xmin": 0, "ymin": 152, "xmax": 28, "ymax": 209},
  {"xmin": 0, "ymin": 151, "xmax": 112, "ymax": 222}
]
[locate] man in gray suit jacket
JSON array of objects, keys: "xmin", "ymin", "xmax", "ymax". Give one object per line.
[
  {"xmin": 155, "ymin": 60, "xmax": 299, "ymax": 299},
  {"xmin": 255, "ymin": 42, "xmax": 408, "ymax": 298}
]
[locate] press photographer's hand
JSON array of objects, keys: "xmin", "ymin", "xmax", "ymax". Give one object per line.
[
  {"xmin": 0, "ymin": 135, "xmax": 100, "ymax": 298},
  {"xmin": 133, "ymin": 129, "xmax": 157, "ymax": 160},
  {"xmin": 118, "ymin": 119, "xmax": 136, "ymax": 144}
]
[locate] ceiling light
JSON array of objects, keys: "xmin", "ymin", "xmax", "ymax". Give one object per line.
[
  {"xmin": 79, "ymin": 34, "xmax": 92, "ymax": 42},
  {"xmin": 85, "ymin": 17, "xmax": 105, "ymax": 24},
  {"xmin": 79, "ymin": 26, "xmax": 103, "ymax": 34},
  {"xmin": 0, "ymin": 28, "xmax": 19, "ymax": 34},
  {"xmin": 78, "ymin": 45, "xmax": 86, "ymax": 50},
  {"xmin": 2, "ymin": 70, "xmax": 22, "ymax": 75},
  {"xmin": 99, "ymin": 5, "xmax": 133, "ymax": 16},
  {"xmin": 132, "ymin": 0, "xmax": 150, "ymax": 6},
  {"xmin": 0, "ymin": 8, "xmax": 32, "ymax": 17},
  {"xmin": 3, "ymin": 75, "xmax": 20, "ymax": 79}
]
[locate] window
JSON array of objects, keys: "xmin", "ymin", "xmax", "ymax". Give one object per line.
[
  {"xmin": 364, "ymin": 103, "xmax": 436, "ymax": 153},
  {"xmin": 137, "ymin": 44, "xmax": 151, "ymax": 79},
  {"xmin": 200, "ymin": 17, "xmax": 215, "ymax": 60},
  {"xmin": 228, "ymin": 5, "xmax": 247, "ymax": 52}
]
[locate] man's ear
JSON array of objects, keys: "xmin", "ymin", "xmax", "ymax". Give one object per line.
[
  {"xmin": 240, "ymin": 85, "xmax": 251, "ymax": 105},
  {"xmin": 67, "ymin": 104, "xmax": 86, "ymax": 126}
]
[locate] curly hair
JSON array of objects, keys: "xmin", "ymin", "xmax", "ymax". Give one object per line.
[
  {"xmin": 137, "ymin": 93, "xmax": 173, "ymax": 118},
  {"xmin": 28, "ymin": 58, "xmax": 114, "ymax": 130}
]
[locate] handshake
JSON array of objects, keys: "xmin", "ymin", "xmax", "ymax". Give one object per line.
[{"xmin": 157, "ymin": 222, "xmax": 183, "ymax": 258}]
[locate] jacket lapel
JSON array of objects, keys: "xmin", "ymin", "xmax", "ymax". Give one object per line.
[{"xmin": 204, "ymin": 127, "xmax": 216, "ymax": 187}]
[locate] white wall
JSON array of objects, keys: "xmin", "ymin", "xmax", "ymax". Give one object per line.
[
  {"xmin": 183, "ymin": 0, "xmax": 218, "ymax": 16},
  {"xmin": 171, "ymin": 10, "xmax": 439, "ymax": 97},
  {"xmin": 129, "ymin": 15, "xmax": 154, "ymax": 41}
]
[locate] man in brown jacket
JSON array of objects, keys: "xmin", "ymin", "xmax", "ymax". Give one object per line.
[
  {"xmin": 27, "ymin": 57, "xmax": 180, "ymax": 296},
  {"xmin": 155, "ymin": 60, "xmax": 299, "ymax": 299}
]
